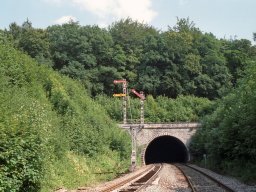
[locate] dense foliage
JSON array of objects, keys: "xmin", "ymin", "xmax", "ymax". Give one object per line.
[
  {"xmin": 190, "ymin": 62, "xmax": 256, "ymax": 183},
  {"xmin": 0, "ymin": 37, "xmax": 130, "ymax": 191},
  {"xmin": 5, "ymin": 18, "xmax": 256, "ymax": 98},
  {"xmin": 1, "ymin": 17, "xmax": 256, "ymax": 189},
  {"xmin": 96, "ymin": 94, "xmax": 212, "ymax": 123}
]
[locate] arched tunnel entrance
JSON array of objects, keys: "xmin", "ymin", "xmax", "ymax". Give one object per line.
[{"xmin": 144, "ymin": 135, "xmax": 189, "ymax": 165}]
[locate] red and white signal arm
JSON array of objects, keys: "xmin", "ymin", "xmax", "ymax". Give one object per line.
[{"xmin": 113, "ymin": 79, "xmax": 127, "ymax": 84}]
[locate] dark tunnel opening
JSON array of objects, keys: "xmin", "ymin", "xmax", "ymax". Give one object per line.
[{"xmin": 144, "ymin": 135, "xmax": 189, "ymax": 165}]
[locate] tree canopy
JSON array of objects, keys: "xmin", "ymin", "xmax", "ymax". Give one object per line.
[{"xmin": 5, "ymin": 18, "xmax": 256, "ymax": 99}]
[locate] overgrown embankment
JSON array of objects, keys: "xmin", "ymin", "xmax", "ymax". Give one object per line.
[
  {"xmin": 0, "ymin": 40, "xmax": 130, "ymax": 191},
  {"xmin": 190, "ymin": 62, "xmax": 256, "ymax": 184},
  {"xmin": 96, "ymin": 94, "xmax": 212, "ymax": 123}
]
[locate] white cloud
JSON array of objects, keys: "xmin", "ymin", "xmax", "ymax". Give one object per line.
[
  {"xmin": 70, "ymin": 0, "xmax": 157, "ymax": 23},
  {"xmin": 54, "ymin": 15, "xmax": 78, "ymax": 24}
]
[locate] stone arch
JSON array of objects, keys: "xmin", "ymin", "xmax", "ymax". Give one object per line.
[{"xmin": 141, "ymin": 133, "xmax": 189, "ymax": 165}]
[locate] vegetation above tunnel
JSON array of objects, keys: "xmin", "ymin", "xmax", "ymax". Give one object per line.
[{"xmin": 96, "ymin": 94, "xmax": 212, "ymax": 123}]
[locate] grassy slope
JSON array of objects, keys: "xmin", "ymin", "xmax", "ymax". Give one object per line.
[{"xmin": 0, "ymin": 42, "xmax": 130, "ymax": 191}]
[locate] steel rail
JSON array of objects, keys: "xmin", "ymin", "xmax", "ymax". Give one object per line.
[
  {"xmin": 101, "ymin": 164, "xmax": 157, "ymax": 192},
  {"xmin": 135, "ymin": 164, "xmax": 162, "ymax": 192},
  {"xmin": 174, "ymin": 164, "xmax": 196, "ymax": 192},
  {"xmin": 176, "ymin": 164, "xmax": 235, "ymax": 192},
  {"xmin": 118, "ymin": 164, "xmax": 162, "ymax": 192},
  {"xmin": 186, "ymin": 164, "xmax": 235, "ymax": 192}
]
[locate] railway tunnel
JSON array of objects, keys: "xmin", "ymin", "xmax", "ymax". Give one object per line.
[{"xmin": 144, "ymin": 135, "xmax": 189, "ymax": 164}]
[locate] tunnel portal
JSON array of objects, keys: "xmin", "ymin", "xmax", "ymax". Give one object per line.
[{"xmin": 144, "ymin": 135, "xmax": 189, "ymax": 164}]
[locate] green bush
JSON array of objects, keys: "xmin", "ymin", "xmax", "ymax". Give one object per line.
[{"xmin": 96, "ymin": 94, "xmax": 212, "ymax": 123}]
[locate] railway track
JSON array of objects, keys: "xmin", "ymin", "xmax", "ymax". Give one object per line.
[
  {"xmin": 74, "ymin": 163, "xmax": 254, "ymax": 191},
  {"xmin": 176, "ymin": 164, "xmax": 236, "ymax": 192},
  {"xmin": 101, "ymin": 164, "xmax": 162, "ymax": 192}
]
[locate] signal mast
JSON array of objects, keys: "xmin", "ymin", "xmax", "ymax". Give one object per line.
[
  {"xmin": 131, "ymin": 89, "xmax": 145, "ymax": 125},
  {"xmin": 129, "ymin": 88, "xmax": 145, "ymax": 171},
  {"xmin": 113, "ymin": 80, "xmax": 146, "ymax": 171},
  {"xmin": 113, "ymin": 79, "xmax": 128, "ymax": 124}
]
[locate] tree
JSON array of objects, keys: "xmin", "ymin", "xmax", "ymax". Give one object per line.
[
  {"xmin": 222, "ymin": 39, "xmax": 255, "ymax": 85},
  {"xmin": 109, "ymin": 18, "xmax": 157, "ymax": 51},
  {"xmin": 48, "ymin": 21, "xmax": 94, "ymax": 70},
  {"xmin": 7, "ymin": 22, "xmax": 22, "ymax": 46},
  {"xmin": 138, "ymin": 33, "xmax": 173, "ymax": 96},
  {"xmin": 80, "ymin": 25, "xmax": 114, "ymax": 65},
  {"xmin": 7, "ymin": 20, "xmax": 51, "ymax": 64},
  {"xmin": 19, "ymin": 28, "xmax": 50, "ymax": 58},
  {"xmin": 109, "ymin": 18, "xmax": 159, "ymax": 86},
  {"xmin": 172, "ymin": 17, "xmax": 198, "ymax": 33}
]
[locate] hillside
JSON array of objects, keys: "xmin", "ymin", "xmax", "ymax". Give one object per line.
[
  {"xmin": 190, "ymin": 61, "xmax": 256, "ymax": 183},
  {"xmin": 0, "ymin": 38, "xmax": 130, "ymax": 191}
]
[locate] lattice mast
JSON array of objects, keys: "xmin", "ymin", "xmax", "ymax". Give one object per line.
[{"xmin": 113, "ymin": 79, "xmax": 128, "ymax": 124}]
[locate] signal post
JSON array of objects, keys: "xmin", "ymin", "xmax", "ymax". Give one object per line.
[
  {"xmin": 113, "ymin": 79, "xmax": 128, "ymax": 124},
  {"xmin": 113, "ymin": 80, "xmax": 145, "ymax": 171}
]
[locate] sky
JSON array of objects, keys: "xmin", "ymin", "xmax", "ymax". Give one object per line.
[{"xmin": 1, "ymin": 0, "xmax": 255, "ymax": 42}]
